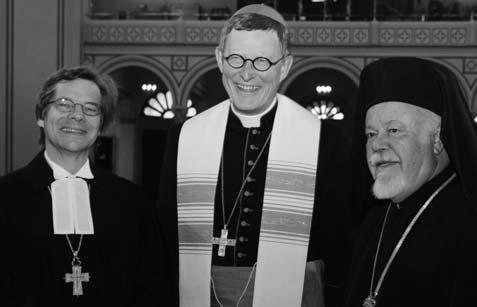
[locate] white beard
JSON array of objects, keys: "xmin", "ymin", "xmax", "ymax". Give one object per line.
[{"xmin": 372, "ymin": 173, "xmax": 406, "ymax": 200}]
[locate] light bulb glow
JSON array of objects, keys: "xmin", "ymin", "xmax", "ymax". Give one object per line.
[
  {"xmin": 315, "ymin": 85, "xmax": 332, "ymax": 94},
  {"xmin": 141, "ymin": 83, "xmax": 158, "ymax": 92}
]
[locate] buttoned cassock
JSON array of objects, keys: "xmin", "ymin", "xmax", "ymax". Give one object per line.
[{"xmin": 158, "ymin": 103, "xmax": 353, "ymax": 307}]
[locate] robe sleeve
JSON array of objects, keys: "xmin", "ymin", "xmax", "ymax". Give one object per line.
[
  {"xmin": 449, "ymin": 208, "xmax": 477, "ymax": 306},
  {"xmin": 132, "ymin": 188, "xmax": 176, "ymax": 306},
  {"xmin": 0, "ymin": 173, "xmax": 22, "ymax": 305},
  {"xmin": 313, "ymin": 120, "xmax": 354, "ymax": 307},
  {"xmin": 156, "ymin": 123, "xmax": 183, "ymax": 306}
]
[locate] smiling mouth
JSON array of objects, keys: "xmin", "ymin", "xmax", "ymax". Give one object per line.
[
  {"xmin": 236, "ymin": 83, "xmax": 260, "ymax": 92},
  {"xmin": 61, "ymin": 127, "xmax": 87, "ymax": 134},
  {"xmin": 375, "ymin": 161, "xmax": 399, "ymax": 170}
]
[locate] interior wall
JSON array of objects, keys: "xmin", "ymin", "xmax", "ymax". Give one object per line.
[
  {"xmin": 116, "ymin": 122, "xmax": 136, "ymax": 182},
  {"xmin": 12, "ymin": 0, "xmax": 58, "ymax": 171},
  {"xmin": 0, "ymin": 0, "xmax": 11, "ymax": 175},
  {"xmin": 0, "ymin": 0, "xmax": 83, "ymax": 175}
]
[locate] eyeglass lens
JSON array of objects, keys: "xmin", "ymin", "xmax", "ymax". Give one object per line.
[
  {"xmin": 225, "ymin": 54, "xmax": 282, "ymax": 71},
  {"xmin": 53, "ymin": 98, "xmax": 101, "ymax": 116}
]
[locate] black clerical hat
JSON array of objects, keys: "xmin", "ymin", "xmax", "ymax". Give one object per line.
[{"xmin": 359, "ymin": 57, "xmax": 444, "ymax": 117}]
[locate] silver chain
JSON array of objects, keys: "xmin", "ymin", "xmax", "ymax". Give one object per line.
[
  {"xmin": 366, "ymin": 173, "xmax": 456, "ymax": 302},
  {"xmin": 220, "ymin": 130, "xmax": 272, "ymax": 229},
  {"xmin": 65, "ymin": 234, "xmax": 84, "ymax": 265}
]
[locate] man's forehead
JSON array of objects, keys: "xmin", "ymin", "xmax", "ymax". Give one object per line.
[
  {"xmin": 226, "ymin": 28, "xmax": 280, "ymax": 40},
  {"xmin": 365, "ymin": 101, "xmax": 439, "ymax": 125},
  {"xmin": 223, "ymin": 29, "xmax": 281, "ymax": 52},
  {"xmin": 366, "ymin": 101, "xmax": 437, "ymax": 117}
]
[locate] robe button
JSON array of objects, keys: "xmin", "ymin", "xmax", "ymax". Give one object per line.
[
  {"xmin": 239, "ymin": 236, "xmax": 248, "ymax": 242},
  {"xmin": 240, "ymin": 220, "xmax": 250, "ymax": 227},
  {"xmin": 252, "ymin": 129, "xmax": 260, "ymax": 135},
  {"xmin": 246, "ymin": 176, "xmax": 255, "ymax": 182},
  {"xmin": 243, "ymin": 207, "xmax": 254, "ymax": 213},
  {"xmin": 237, "ymin": 252, "xmax": 247, "ymax": 258},
  {"xmin": 247, "ymin": 160, "xmax": 254, "ymax": 166},
  {"xmin": 244, "ymin": 191, "xmax": 253, "ymax": 197},
  {"xmin": 250, "ymin": 144, "xmax": 259, "ymax": 150}
]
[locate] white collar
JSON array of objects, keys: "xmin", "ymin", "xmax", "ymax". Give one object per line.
[
  {"xmin": 44, "ymin": 151, "xmax": 94, "ymax": 180},
  {"xmin": 231, "ymin": 96, "xmax": 277, "ymax": 128},
  {"xmin": 44, "ymin": 151, "xmax": 95, "ymax": 235}
]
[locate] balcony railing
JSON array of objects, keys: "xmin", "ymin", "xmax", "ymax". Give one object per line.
[
  {"xmin": 87, "ymin": 0, "xmax": 477, "ymax": 23},
  {"xmin": 83, "ymin": 18, "xmax": 477, "ymax": 47}
]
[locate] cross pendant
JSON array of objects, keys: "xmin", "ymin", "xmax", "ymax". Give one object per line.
[
  {"xmin": 362, "ymin": 294, "xmax": 377, "ymax": 307},
  {"xmin": 65, "ymin": 265, "xmax": 90, "ymax": 296},
  {"xmin": 212, "ymin": 228, "xmax": 236, "ymax": 257}
]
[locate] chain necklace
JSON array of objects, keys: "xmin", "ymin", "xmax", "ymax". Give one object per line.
[
  {"xmin": 363, "ymin": 173, "xmax": 456, "ymax": 307},
  {"xmin": 212, "ymin": 129, "xmax": 272, "ymax": 257},
  {"xmin": 211, "ymin": 262, "xmax": 257, "ymax": 307},
  {"xmin": 47, "ymin": 184, "xmax": 91, "ymax": 296},
  {"xmin": 64, "ymin": 234, "xmax": 90, "ymax": 296}
]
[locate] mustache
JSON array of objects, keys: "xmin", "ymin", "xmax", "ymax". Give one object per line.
[{"xmin": 368, "ymin": 154, "xmax": 398, "ymax": 167}]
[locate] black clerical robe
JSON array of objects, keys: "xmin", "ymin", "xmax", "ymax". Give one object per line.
[
  {"xmin": 0, "ymin": 152, "xmax": 173, "ymax": 307},
  {"xmin": 158, "ymin": 105, "xmax": 353, "ymax": 307},
  {"xmin": 343, "ymin": 167, "xmax": 477, "ymax": 307}
]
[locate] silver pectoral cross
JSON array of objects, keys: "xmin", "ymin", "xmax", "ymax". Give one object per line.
[
  {"xmin": 363, "ymin": 294, "xmax": 377, "ymax": 307},
  {"xmin": 212, "ymin": 228, "xmax": 236, "ymax": 257},
  {"xmin": 65, "ymin": 265, "xmax": 90, "ymax": 296}
]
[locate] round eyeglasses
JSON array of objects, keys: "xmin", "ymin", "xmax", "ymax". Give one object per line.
[
  {"xmin": 224, "ymin": 54, "xmax": 288, "ymax": 72},
  {"xmin": 49, "ymin": 98, "xmax": 102, "ymax": 116}
]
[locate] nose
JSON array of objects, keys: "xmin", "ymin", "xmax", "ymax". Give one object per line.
[
  {"xmin": 369, "ymin": 134, "xmax": 389, "ymax": 152},
  {"xmin": 68, "ymin": 104, "xmax": 85, "ymax": 121},
  {"xmin": 240, "ymin": 60, "xmax": 255, "ymax": 82}
]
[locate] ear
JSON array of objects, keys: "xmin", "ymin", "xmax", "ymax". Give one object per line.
[
  {"xmin": 279, "ymin": 54, "xmax": 293, "ymax": 83},
  {"xmin": 433, "ymin": 126, "xmax": 444, "ymax": 155},
  {"xmin": 215, "ymin": 47, "xmax": 224, "ymax": 73},
  {"xmin": 37, "ymin": 119, "xmax": 45, "ymax": 128}
]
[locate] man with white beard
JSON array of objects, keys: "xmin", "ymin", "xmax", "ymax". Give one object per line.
[
  {"xmin": 367, "ymin": 103, "xmax": 448, "ymax": 201},
  {"xmin": 343, "ymin": 57, "xmax": 477, "ymax": 307}
]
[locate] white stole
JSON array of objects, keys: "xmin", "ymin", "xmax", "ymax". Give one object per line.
[{"xmin": 177, "ymin": 94, "xmax": 321, "ymax": 306}]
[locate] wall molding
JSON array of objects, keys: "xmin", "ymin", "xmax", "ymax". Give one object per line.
[
  {"xmin": 83, "ymin": 19, "xmax": 477, "ymax": 117},
  {"xmin": 84, "ymin": 19, "xmax": 477, "ymax": 47}
]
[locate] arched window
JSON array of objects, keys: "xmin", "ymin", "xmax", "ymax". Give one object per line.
[
  {"xmin": 284, "ymin": 67, "xmax": 357, "ymax": 126},
  {"xmin": 185, "ymin": 68, "xmax": 228, "ymax": 114}
]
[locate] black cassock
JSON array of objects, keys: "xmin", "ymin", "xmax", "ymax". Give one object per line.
[
  {"xmin": 343, "ymin": 166, "xmax": 477, "ymax": 307},
  {"xmin": 0, "ymin": 152, "xmax": 173, "ymax": 307},
  {"xmin": 158, "ymin": 105, "xmax": 353, "ymax": 307}
]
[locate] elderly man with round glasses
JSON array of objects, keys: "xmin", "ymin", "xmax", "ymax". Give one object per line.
[
  {"xmin": 158, "ymin": 4, "xmax": 352, "ymax": 307},
  {"xmin": 0, "ymin": 66, "xmax": 173, "ymax": 306}
]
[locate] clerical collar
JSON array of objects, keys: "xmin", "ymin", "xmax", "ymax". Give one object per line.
[
  {"xmin": 44, "ymin": 151, "xmax": 94, "ymax": 180},
  {"xmin": 231, "ymin": 96, "xmax": 278, "ymax": 128},
  {"xmin": 44, "ymin": 151, "xmax": 95, "ymax": 235}
]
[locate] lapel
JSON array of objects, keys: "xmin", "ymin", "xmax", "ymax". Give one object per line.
[
  {"xmin": 22, "ymin": 151, "xmax": 55, "ymax": 192},
  {"xmin": 16, "ymin": 152, "xmax": 57, "ymax": 235},
  {"xmin": 24, "ymin": 152, "xmax": 105, "ymax": 192},
  {"xmin": 88, "ymin": 161, "xmax": 106, "ymax": 194}
]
